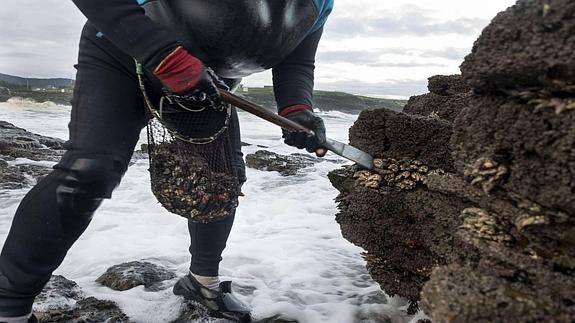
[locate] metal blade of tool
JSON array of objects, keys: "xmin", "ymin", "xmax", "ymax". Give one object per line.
[{"xmin": 219, "ymin": 90, "xmax": 374, "ymax": 170}]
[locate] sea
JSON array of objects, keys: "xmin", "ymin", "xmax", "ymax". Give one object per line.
[{"xmin": 0, "ymin": 98, "xmax": 427, "ymax": 323}]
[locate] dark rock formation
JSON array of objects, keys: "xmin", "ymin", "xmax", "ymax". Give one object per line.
[
  {"xmin": 403, "ymin": 75, "xmax": 470, "ymax": 124},
  {"xmin": 427, "ymin": 75, "xmax": 470, "ymax": 96},
  {"xmin": 331, "ymin": 1, "xmax": 575, "ymax": 321},
  {"xmin": 461, "ymin": 0, "xmax": 575, "ymax": 92},
  {"xmin": 349, "ymin": 110, "xmax": 454, "ymax": 172},
  {"xmin": 34, "ymin": 275, "xmax": 129, "ymax": 322},
  {"xmin": 451, "ymin": 95, "xmax": 575, "ymax": 214},
  {"xmin": 402, "ymin": 92, "xmax": 470, "ymax": 124},
  {"xmin": 0, "ymin": 121, "xmax": 149, "ymax": 190},
  {"xmin": 37, "ymin": 297, "xmax": 130, "ymax": 323},
  {"xmin": 331, "ymin": 170, "xmax": 472, "ymax": 301},
  {"xmin": 96, "ymin": 261, "xmax": 176, "ymax": 291},
  {"xmin": 0, "ymin": 120, "xmax": 64, "ymax": 160},
  {"xmin": 245, "ymin": 150, "xmax": 323, "ymax": 176},
  {"xmin": 0, "ymin": 121, "xmax": 65, "ymax": 189},
  {"xmin": 0, "ymin": 87, "xmax": 11, "ymax": 102}
]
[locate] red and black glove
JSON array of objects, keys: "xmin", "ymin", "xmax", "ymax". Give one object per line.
[
  {"xmin": 280, "ymin": 105, "xmax": 327, "ymax": 157},
  {"xmin": 153, "ymin": 46, "xmax": 227, "ymax": 111}
]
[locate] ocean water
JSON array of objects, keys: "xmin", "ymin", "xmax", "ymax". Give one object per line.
[{"xmin": 0, "ymin": 98, "xmax": 426, "ymax": 323}]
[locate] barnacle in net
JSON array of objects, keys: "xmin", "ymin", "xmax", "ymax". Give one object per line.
[
  {"xmin": 148, "ymin": 140, "xmax": 239, "ymax": 223},
  {"xmin": 464, "ymin": 157, "xmax": 508, "ymax": 194}
]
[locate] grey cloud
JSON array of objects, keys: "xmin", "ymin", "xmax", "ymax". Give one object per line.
[
  {"xmin": 419, "ymin": 47, "xmax": 470, "ymax": 60},
  {"xmin": 317, "ymin": 48, "xmax": 463, "ymax": 67},
  {"xmin": 0, "ymin": 52, "xmax": 43, "ymax": 59},
  {"xmin": 369, "ymin": 61, "xmax": 446, "ymax": 68},
  {"xmin": 325, "ymin": 5, "xmax": 488, "ymax": 38},
  {"xmin": 0, "ymin": 0, "xmax": 85, "ymax": 78}
]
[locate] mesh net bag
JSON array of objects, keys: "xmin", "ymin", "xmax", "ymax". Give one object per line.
[{"xmin": 137, "ymin": 64, "xmax": 240, "ymax": 223}]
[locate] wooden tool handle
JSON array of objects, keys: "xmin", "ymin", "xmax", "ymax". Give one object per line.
[{"xmin": 219, "ymin": 90, "xmax": 312, "ymax": 134}]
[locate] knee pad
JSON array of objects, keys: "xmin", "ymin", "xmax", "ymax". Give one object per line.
[{"xmin": 56, "ymin": 158, "xmax": 126, "ymax": 218}]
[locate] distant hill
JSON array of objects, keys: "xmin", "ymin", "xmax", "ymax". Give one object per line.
[
  {"xmin": 0, "ymin": 73, "xmax": 74, "ymax": 89},
  {"xmin": 239, "ymin": 86, "xmax": 405, "ymax": 114},
  {"xmin": 0, "ymin": 73, "xmax": 406, "ymax": 113}
]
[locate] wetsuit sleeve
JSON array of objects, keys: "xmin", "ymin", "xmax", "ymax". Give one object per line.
[
  {"xmin": 71, "ymin": 0, "xmax": 181, "ymax": 69},
  {"xmin": 272, "ymin": 28, "xmax": 323, "ymax": 112}
]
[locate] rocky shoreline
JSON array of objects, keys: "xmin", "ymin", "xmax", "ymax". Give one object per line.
[
  {"xmin": 0, "ymin": 121, "xmax": 335, "ymax": 322},
  {"xmin": 33, "ymin": 262, "xmax": 206, "ymax": 323},
  {"xmin": 330, "ymin": 0, "xmax": 575, "ymax": 321},
  {"xmin": 0, "ymin": 121, "xmax": 65, "ymax": 189}
]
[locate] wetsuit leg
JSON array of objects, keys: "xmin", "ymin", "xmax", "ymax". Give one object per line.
[
  {"xmin": 188, "ymin": 107, "xmax": 245, "ymax": 277},
  {"xmin": 0, "ymin": 22, "xmax": 147, "ymax": 316}
]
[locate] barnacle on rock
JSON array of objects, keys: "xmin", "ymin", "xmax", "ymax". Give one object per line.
[
  {"xmin": 509, "ymin": 193, "xmax": 554, "ymax": 231},
  {"xmin": 464, "ymin": 157, "xmax": 508, "ymax": 194},
  {"xmin": 353, "ymin": 170, "xmax": 382, "ymax": 188},
  {"xmin": 460, "ymin": 208, "xmax": 513, "ymax": 243},
  {"xmin": 354, "ymin": 158, "xmax": 431, "ymax": 191},
  {"xmin": 531, "ymin": 98, "xmax": 575, "ymax": 114},
  {"xmin": 515, "ymin": 214, "xmax": 550, "ymax": 231},
  {"xmin": 508, "ymin": 85, "xmax": 575, "ymax": 114}
]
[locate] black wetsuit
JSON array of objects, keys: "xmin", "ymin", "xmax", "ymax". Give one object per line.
[{"xmin": 0, "ymin": 0, "xmax": 333, "ymax": 316}]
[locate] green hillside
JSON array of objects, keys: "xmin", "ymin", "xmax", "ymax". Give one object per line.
[
  {"xmin": 0, "ymin": 73, "xmax": 406, "ymax": 113},
  {"xmin": 239, "ymin": 86, "xmax": 405, "ymax": 114}
]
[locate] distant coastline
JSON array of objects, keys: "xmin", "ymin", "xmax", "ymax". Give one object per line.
[{"xmin": 0, "ymin": 73, "xmax": 406, "ymax": 113}]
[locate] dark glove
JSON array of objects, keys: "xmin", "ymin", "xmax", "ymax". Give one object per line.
[
  {"xmin": 280, "ymin": 105, "xmax": 327, "ymax": 157},
  {"xmin": 153, "ymin": 46, "xmax": 227, "ymax": 111}
]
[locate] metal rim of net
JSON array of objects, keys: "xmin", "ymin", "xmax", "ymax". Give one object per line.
[{"xmin": 135, "ymin": 61, "xmax": 231, "ymax": 145}]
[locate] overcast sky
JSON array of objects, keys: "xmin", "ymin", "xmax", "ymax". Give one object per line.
[{"xmin": 0, "ymin": 0, "xmax": 516, "ymax": 97}]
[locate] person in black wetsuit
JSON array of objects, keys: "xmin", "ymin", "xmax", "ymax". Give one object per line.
[{"xmin": 0, "ymin": 1, "xmax": 333, "ymax": 322}]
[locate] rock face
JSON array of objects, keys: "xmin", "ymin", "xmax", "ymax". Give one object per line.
[
  {"xmin": 403, "ymin": 75, "xmax": 471, "ymax": 123},
  {"xmin": 0, "ymin": 87, "xmax": 11, "ymax": 102},
  {"xmin": 460, "ymin": 0, "xmax": 575, "ymax": 93},
  {"xmin": 33, "ymin": 265, "xmax": 205, "ymax": 322},
  {"xmin": 245, "ymin": 150, "xmax": 323, "ymax": 176},
  {"xmin": 96, "ymin": 261, "xmax": 176, "ymax": 291},
  {"xmin": 0, "ymin": 120, "xmax": 148, "ymax": 190},
  {"xmin": 349, "ymin": 110, "xmax": 454, "ymax": 172},
  {"xmin": 34, "ymin": 275, "xmax": 129, "ymax": 323},
  {"xmin": 331, "ymin": 1, "xmax": 575, "ymax": 321},
  {"xmin": 0, "ymin": 121, "xmax": 65, "ymax": 189}
]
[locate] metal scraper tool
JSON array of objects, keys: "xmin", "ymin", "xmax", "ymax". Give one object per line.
[{"xmin": 219, "ymin": 90, "xmax": 374, "ymax": 170}]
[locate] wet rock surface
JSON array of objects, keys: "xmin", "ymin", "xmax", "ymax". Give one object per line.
[
  {"xmin": 34, "ymin": 275, "xmax": 130, "ymax": 323},
  {"xmin": 0, "ymin": 87, "xmax": 11, "ymax": 102},
  {"xmin": 403, "ymin": 75, "xmax": 470, "ymax": 124},
  {"xmin": 32, "ymin": 267, "xmax": 212, "ymax": 322},
  {"xmin": 461, "ymin": 0, "xmax": 575, "ymax": 92},
  {"xmin": 349, "ymin": 109, "xmax": 454, "ymax": 172},
  {"xmin": 426, "ymin": 75, "xmax": 470, "ymax": 96},
  {"xmin": 452, "ymin": 95, "xmax": 575, "ymax": 214},
  {"xmin": 402, "ymin": 92, "xmax": 470, "ymax": 123},
  {"xmin": 0, "ymin": 121, "xmax": 64, "ymax": 189},
  {"xmin": 96, "ymin": 261, "xmax": 177, "ymax": 291},
  {"xmin": 331, "ymin": 1, "xmax": 575, "ymax": 321},
  {"xmin": 245, "ymin": 150, "xmax": 324, "ymax": 176},
  {"xmin": 0, "ymin": 121, "xmax": 157, "ymax": 190}
]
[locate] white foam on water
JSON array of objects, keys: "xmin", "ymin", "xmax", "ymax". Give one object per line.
[{"xmin": 0, "ymin": 100, "xmax": 425, "ymax": 322}]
